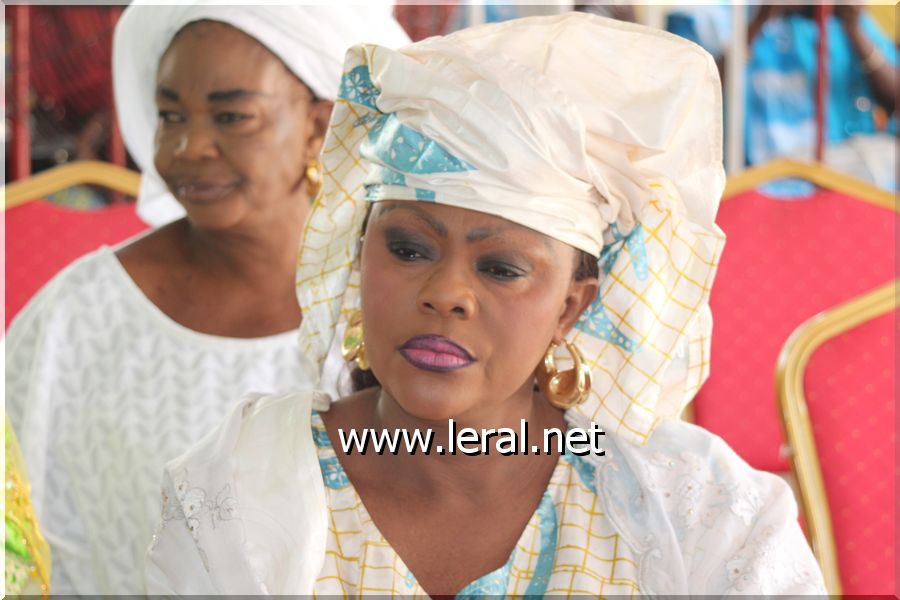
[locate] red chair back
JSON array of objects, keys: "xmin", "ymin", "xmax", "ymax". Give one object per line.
[
  {"xmin": 802, "ymin": 308, "xmax": 896, "ymax": 595},
  {"xmin": 695, "ymin": 188, "xmax": 895, "ymax": 471},
  {"xmin": 5, "ymin": 200, "xmax": 148, "ymax": 328}
]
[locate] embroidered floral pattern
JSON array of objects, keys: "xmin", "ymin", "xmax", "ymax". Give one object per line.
[
  {"xmin": 640, "ymin": 448, "xmax": 768, "ymax": 540},
  {"xmin": 169, "ymin": 476, "xmax": 235, "ymax": 535}
]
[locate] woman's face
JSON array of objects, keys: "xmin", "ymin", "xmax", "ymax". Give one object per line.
[
  {"xmin": 154, "ymin": 21, "xmax": 331, "ymax": 231},
  {"xmin": 360, "ymin": 201, "xmax": 599, "ymax": 422}
]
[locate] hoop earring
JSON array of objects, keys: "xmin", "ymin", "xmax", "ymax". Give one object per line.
[
  {"xmin": 305, "ymin": 158, "xmax": 322, "ymax": 200},
  {"xmin": 341, "ymin": 310, "xmax": 369, "ymax": 370},
  {"xmin": 535, "ymin": 340, "xmax": 591, "ymax": 410}
]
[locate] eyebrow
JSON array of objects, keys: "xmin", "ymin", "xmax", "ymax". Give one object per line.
[
  {"xmin": 156, "ymin": 86, "xmax": 266, "ymax": 102},
  {"xmin": 466, "ymin": 226, "xmax": 513, "ymax": 243},
  {"xmin": 378, "ymin": 203, "xmax": 554, "ymax": 249},
  {"xmin": 377, "ymin": 203, "xmax": 448, "ymax": 237},
  {"xmin": 467, "ymin": 225, "xmax": 554, "ymax": 253}
]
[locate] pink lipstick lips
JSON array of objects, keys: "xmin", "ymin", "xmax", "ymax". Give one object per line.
[{"xmin": 399, "ymin": 335, "xmax": 475, "ymax": 373}]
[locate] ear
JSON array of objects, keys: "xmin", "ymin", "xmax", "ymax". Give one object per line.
[
  {"xmin": 553, "ymin": 276, "xmax": 599, "ymax": 343},
  {"xmin": 304, "ymin": 99, "xmax": 334, "ymax": 160}
]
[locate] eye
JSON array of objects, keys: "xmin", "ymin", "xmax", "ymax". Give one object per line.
[
  {"xmin": 388, "ymin": 243, "xmax": 430, "ymax": 262},
  {"xmin": 158, "ymin": 110, "xmax": 184, "ymax": 124},
  {"xmin": 214, "ymin": 112, "xmax": 251, "ymax": 125},
  {"xmin": 479, "ymin": 261, "xmax": 525, "ymax": 281}
]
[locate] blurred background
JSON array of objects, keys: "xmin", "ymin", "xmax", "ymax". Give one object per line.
[{"xmin": 3, "ymin": 3, "xmax": 897, "ymax": 597}]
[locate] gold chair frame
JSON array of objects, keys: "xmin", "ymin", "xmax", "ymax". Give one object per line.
[
  {"xmin": 3, "ymin": 160, "xmax": 141, "ymax": 210},
  {"xmin": 724, "ymin": 158, "xmax": 896, "ymax": 596},
  {"xmin": 724, "ymin": 158, "xmax": 896, "ymax": 211},
  {"xmin": 777, "ymin": 281, "xmax": 896, "ymax": 596}
]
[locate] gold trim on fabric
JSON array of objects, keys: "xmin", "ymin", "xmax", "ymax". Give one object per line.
[
  {"xmin": 3, "ymin": 160, "xmax": 141, "ymax": 209},
  {"xmin": 722, "ymin": 158, "xmax": 896, "ymax": 209},
  {"xmin": 776, "ymin": 280, "xmax": 897, "ymax": 597},
  {"xmin": 6, "ymin": 418, "xmax": 52, "ymax": 596}
]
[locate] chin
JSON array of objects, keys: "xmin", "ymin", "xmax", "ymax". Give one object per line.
[
  {"xmin": 381, "ymin": 363, "xmax": 477, "ymax": 422},
  {"xmin": 183, "ymin": 206, "xmax": 247, "ymax": 231}
]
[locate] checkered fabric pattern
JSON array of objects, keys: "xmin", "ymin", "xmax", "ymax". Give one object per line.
[{"xmin": 309, "ymin": 413, "xmax": 641, "ymax": 597}]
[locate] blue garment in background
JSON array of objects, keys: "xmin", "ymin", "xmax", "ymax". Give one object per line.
[{"xmin": 746, "ymin": 13, "xmax": 897, "ymax": 167}]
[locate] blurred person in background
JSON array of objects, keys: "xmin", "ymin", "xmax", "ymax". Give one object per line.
[
  {"xmin": 5, "ymin": 4, "xmax": 409, "ymax": 594},
  {"xmin": 746, "ymin": 4, "xmax": 897, "ymax": 193}
]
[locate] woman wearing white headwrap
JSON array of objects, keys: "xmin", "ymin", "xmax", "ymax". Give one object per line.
[
  {"xmin": 146, "ymin": 13, "xmax": 826, "ymax": 596},
  {"xmin": 5, "ymin": 4, "xmax": 408, "ymax": 594}
]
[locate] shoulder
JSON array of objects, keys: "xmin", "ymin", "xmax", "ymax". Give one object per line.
[
  {"xmin": 583, "ymin": 418, "xmax": 824, "ymax": 594},
  {"xmin": 152, "ymin": 389, "xmax": 331, "ymax": 593},
  {"xmin": 596, "ymin": 418, "xmax": 792, "ymax": 536},
  {"xmin": 6, "ymin": 246, "xmax": 126, "ymax": 344},
  {"xmin": 14, "ymin": 245, "xmax": 121, "ymax": 306},
  {"xmin": 164, "ymin": 389, "xmax": 331, "ymax": 479}
]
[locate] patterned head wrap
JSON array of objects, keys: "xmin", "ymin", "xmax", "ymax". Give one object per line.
[
  {"xmin": 298, "ymin": 12, "xmax": 726, "ymax": 445},
  {"xmin": 113, "ymin": 2, "xmax": 410, "ymax": 227}
]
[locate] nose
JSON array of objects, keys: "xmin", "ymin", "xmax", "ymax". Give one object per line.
[
  {"xmin": 417, "ymin": 260, "xmax": 477, "ymax": 319},
  {"xmin": 173, "ymin": 122, "xmax": 218, "ymax": 161}
]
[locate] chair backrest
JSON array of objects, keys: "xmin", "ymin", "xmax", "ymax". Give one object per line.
[
  {"xmin": 694, "ymin": 160, "xmax": 895, "ymax": 472},
  {"xmin": 778, "ymin": 282, "xmax": 896, "ymax": 596},
  {"xmin": 4, "ymin": 161, "xmax": 147, "ymax": 328}
]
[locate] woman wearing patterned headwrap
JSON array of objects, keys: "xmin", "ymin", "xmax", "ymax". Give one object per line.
[
  {"xmin": 146, "ymin": 13, "xmax": 826, "ymax": 595},
  {"xmin": 5, "ymin": 4, "xmax": 408, "ymax": 594}
]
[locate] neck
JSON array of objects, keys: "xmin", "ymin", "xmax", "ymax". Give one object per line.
[
  {"xmin": 182, "ymin": 209, "xmax": 306, "ymax": 285},
  {"xmin": 367, "ymin": 385, "xmax": 566, "ymax": 502}
]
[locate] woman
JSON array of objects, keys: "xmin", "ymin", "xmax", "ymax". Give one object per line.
[
  {"xmin": 5, "ymin": 5, "xmax": 408, "ymax": 594},
  {"xmin": 146, "ymin": 13, "xmax": 826, "ymax": 595}
]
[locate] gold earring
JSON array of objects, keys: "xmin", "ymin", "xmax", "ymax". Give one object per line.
[
  {"xmin": 535, "ymin": 340, "xmax": 591, "ymax": 410},
  {"xmin": 341, "ymin": 310, "xmax": 369, "ymax": 370},
  {"xmin": 305, "ymin": 158, "xmax": 322, "ymax": 199}
]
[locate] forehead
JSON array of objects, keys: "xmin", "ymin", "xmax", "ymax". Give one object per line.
[{"xmin": 157, "ymin": 20, "xmax": 294, "ymax": 91}]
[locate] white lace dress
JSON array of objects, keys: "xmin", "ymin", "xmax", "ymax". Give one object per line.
[
  {"xmin": 5, "ymin": 246, "xmax": 318, "ymax": 594},
  {"xmin": 146, "ymin": 390, "xmax": 827, "ymax": 595}
]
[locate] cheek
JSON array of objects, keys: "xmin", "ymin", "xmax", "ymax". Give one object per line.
[
  {"xmin": 232, "ymin": 120, "xmax": 307, "ymax": 186},
  {"xmin": 359, "ymin": 254, "xmax": 412, "ymax": 335},
  {"xmin": 153, "ymin": 128, "xmax": 176, "ymax": 173},
  {"xmin": 482, "ymin": 288, "xmax": 562, "ymax": 372}
]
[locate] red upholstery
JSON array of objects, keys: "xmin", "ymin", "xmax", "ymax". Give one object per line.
[
  {"xmin": 695, "ymin": 189, "xmax": 895, "ymax": 471},
  {"xmin": 803, "ymin": 309, "xmax": 895, "ymax": 595},
  {"xmin": 4, "ymin": 200, "xmax": 148, "ymax": 328}
]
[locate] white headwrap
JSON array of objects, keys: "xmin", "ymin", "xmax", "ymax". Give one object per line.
[
  {"xmin": 298, "ymin": 13, "xmax": 726, "ymax": 445},
  {"xmin": 112, "ymin": 2, "xmax": 410, "ymax": 227}
]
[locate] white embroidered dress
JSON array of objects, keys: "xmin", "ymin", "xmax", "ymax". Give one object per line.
[
  {"xmin": 5, "ymin": 246, "xmax": 317, "ymax": 594},
  {"xmin": 146, "ymin": 391, "xmax": 826, "ymax": 595}
]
